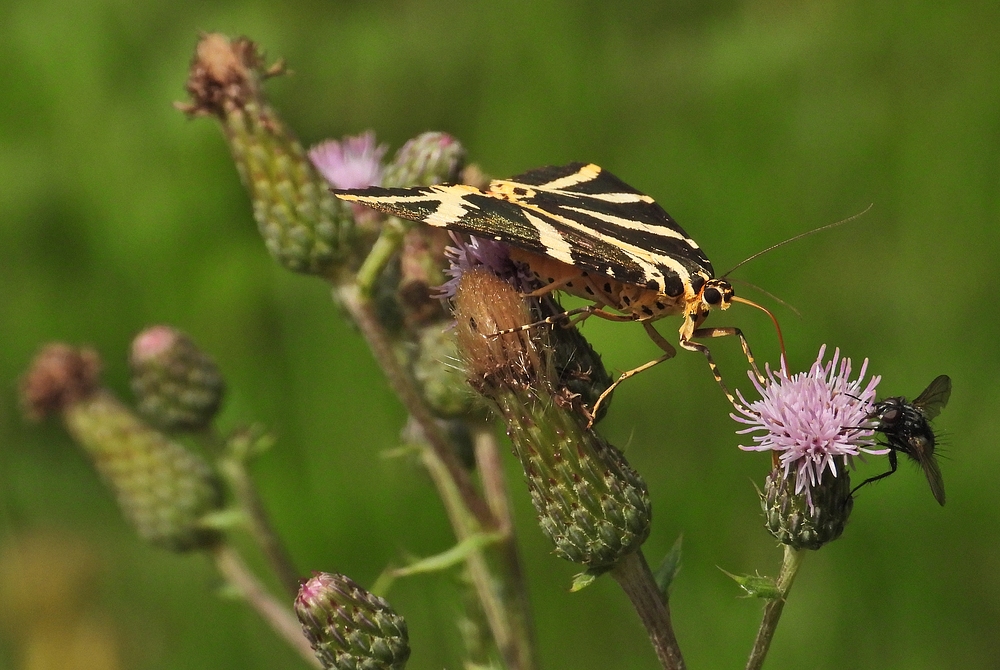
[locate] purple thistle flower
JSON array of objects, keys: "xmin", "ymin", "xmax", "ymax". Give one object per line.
[
  {"xmin": 437, "ymin": 234, "xmax": 531, "ymax": 299},
  {"xmin": 308, "ymin": 130, "xmax": 387, "ymax": 190},
  {"xmin": 732, "ymin": 345, "xmax": 886, "ymax": 512}
]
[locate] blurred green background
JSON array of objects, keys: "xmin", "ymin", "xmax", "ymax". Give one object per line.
[{"xmin": 2, "ymin": 1, "xmax": 998, "ymax": 668}]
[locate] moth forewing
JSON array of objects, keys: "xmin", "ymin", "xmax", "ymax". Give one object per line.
[{"xmin": 335, "ymin": 162, "xmax": 770, "ymax": 411}]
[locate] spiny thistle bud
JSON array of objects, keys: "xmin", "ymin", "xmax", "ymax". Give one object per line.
[
  {"xmin": 295, "ymin": 572, "xmax": 410, "ymax": 670},
  {"xmin": 381, "ymin": 132, "xmax": 465, "ymax": 188},
  {"xmin": 21, "ymin": 345, "xmax": 223, "ymax": 552},
  {"xmin": 761, "ymin": 463, "xmax": 853, "ymax": 550},
  {"xmin": 410, "ymin": 325, "xmax": 475, "ymax": 418},
  {"xmin": 178, "ymin": 33, "xmax": 353, "ymax": 276},
  {"xmin": 129, "ymin": 325, "xmax": 224, "ymax": 432},
  {"xmin": 453, "ymin": 270, "xmax": 650, "ymax": 570}
]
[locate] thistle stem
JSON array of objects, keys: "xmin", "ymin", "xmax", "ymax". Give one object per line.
[
  {"xmin": 745, "ymin": 545, "xmax": 805, "ymax": 670},
  {"xmin": 471, "ymin": 423, "xmax": 537, "ymax": 670},
  {"xmin": 419, "ymin": 432, "xmax": 536, "ymax": 670},
  {"xmin": 211, "ymin": 543, "xmax": 320, "ymax": 669},
  {"xmin": 610, "ymin": 550, "xmax": 685, "ymax": 670},
  {"xmin": 334, "ymin": 284, "xmax": 495, "ymax": 530},
  {"xmin": 354, "ymin": 218, "xmax": 408, "ymax": 297},
  {"xmin": 216, "ymin": 453, "xmax": 301, "ymax": 597}
]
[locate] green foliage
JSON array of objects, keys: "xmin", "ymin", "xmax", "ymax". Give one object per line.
[{"xmin": 2, "ymin": 2, "xmax": 998, "ymax": 669}]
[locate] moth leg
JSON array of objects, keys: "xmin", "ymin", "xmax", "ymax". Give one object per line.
[
  {"xmin": 490, "ymin": 305, "xmax": 598, "ymax": 337},
  {"xmin": 588, "ymin": 322, "xmax": 677, "ymax": 426},
  {"xmin": 690, "ymin": 325, "xmax": 765, "ymax": 384},
  {"xmin": 678, "ymin": 336, "xmax": 738, "ymax": 408}
]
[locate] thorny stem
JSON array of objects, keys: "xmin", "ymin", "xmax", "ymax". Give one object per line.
[
  {"xmin": 211, "ymin": 543, "xmax": 321, "ymax": 669},
  {"xmin": 334, "ymin": 283, "xmax": 496, "ymax": 530},
  {"xmin": 610, "ymin": 550, "xmax": 686, "ymax": 670},
  {"xmin": 746, "ymin": 545, "xmax": 805, "ymax": 670},
  {"xmin": 216, "ymin": 452, "xmax": 301, "ymax": 597}
]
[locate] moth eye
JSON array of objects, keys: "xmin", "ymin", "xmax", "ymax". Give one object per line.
[{"xmin": 703, "ymin": 287, "xmax": 722, "ymax": 305}]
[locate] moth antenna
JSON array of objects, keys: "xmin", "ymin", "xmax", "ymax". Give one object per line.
[
  {"xmin": 731, "ymin": 295, "xmax": 786, "ymax": 358},
  {"xmin": 729, "ymin": 277, "xmax": 802, "ymax": 319},
  {"xmin": 722, "ymin": 204, "xmax": 873, "ymax": 278}
]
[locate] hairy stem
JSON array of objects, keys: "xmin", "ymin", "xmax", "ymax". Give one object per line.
[
  {"xmin": 746, "ymin": 545, "xmax": 805, "ymax": 670},
  {"xmin": 420, "ymin": 434, "xmax": 536, "ymax": 670}
]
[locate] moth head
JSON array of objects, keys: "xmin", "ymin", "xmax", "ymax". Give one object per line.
[{"xmin": 700, "ymin": 278, "xmax": 734, "ymax": 313}]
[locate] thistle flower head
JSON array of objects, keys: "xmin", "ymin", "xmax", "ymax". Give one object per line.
[
  {"xmin": 20, "ymin": 344, "xmax": 101, "ymax": 421},
  {"xmin": 20, "ymin": 343, "xmax": 222, "ymax": 551},
  {"xmin": 295, "ymin": 572, "xmax": 410, "ymax": 670},
  {"xmin": 130, "ymin": 325, "xmax": 225, "ymax": 432},
  {"xmin": 381, "ymin": 131, "xmax": 465, "ymax": 188},
  {"xmin": 453, "ymin": 270, "xmax": 649, "ymax": 570},
  {"xmin": 309, "ymin": 131, "xmax": 388, "ymax": 190},
  {"xmin": 437, "ymin": 234, "xmax": 533, "ymax": 300},
  {"xmin": 732, "ymin": 345, "xmax": 885, "ymax": 513}
]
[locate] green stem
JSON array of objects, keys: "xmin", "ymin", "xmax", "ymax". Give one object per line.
[
  {"xmin": 471, "ymin": 423, "xmax": 537, "ymax": 670},
  {"xmin": 211, "ymin": 543, "xmax": 320, "ymax": 669},
  {"xmin": 419, "ymin": 436, "xmax": 535, "ymax": 670},
  {"xmin": 745, "ymin": 545, "xmax": 806, "ymax": 670},
  {"xmin": 217, "ymin": 453, "xmax": 301, "ymax": 597},
  {"xmin": 610, "ymin": 550, "xmax": 685, "ymax": 670},
  {"xmin": 354, "ymin": 219, "xmax": 408, "ymax": 297},
  {"xmin": 334, "ymin": 284, "xmax": 495, "ymax": 530}
]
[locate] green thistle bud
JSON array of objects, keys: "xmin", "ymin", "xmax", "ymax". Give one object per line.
[
  {"xmin": 761, "ymin": 461, "xmax": 853, "ymax": 551},
  {"xmin": 21, "ymin": 345, "xmax": 223, "ymax": 552},
  {"xmin": 178, "ymin": 34, "xmax": 353, "ymax": 276},
  {"xmin": 295, "ymin": 572, "xmax": 410, "ymax": 670},
  {"xmin": 410, "ymin": 325, "xmax": 474, "ymax": 418},
  {"xmin": 453, "ymin": 270, "xmax": 650, "ymax": 569},
  {"xmin": 130, "ymin": 325, "xmax": 224, "ymax": 432},
  {"xmin": 381, "ymin": 132, "xmax": 465, "ymax": 188}
]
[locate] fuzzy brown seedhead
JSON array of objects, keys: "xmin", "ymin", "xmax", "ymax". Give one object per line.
[
  {"xmin": 453, "ymin": 269, "xmax": 548, "ymax": 395},
  {"xmin": 177, "ymin": 33, "xmax": 284, "ymax": 119},
  {"xmin": 20, "ymin": 344, "xmax": 102, "ymax": 421}
]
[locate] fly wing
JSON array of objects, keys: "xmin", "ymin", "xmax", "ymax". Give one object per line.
[
  {"xmin": 914, "ymin": 447, "xmax": 946, "ymax": 506},
  {"xmin": 913, "ymin": 375, "xmax": 952, "ymax": 421}
]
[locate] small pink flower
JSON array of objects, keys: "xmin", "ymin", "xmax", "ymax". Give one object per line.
[
  {"xmin": 308, "ymin": 131, "xmax": 387, "ymax": 189},
  {"xmin": 732, "ymin": 346, "xmax": 887, "ymax": 512}
]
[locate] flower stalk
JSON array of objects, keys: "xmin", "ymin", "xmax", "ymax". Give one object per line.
[
  {"xmin": 745, "ymin": 545, "xmax": 805, "ymax": 670},
  {"xmin": 214, "ymin": 544, "xmax": 322, "ymax": 669}
]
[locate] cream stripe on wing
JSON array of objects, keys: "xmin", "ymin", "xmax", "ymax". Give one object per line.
[
  {"xmin": 536, "ymin": 163, "xmax": 602, "ymax": 190},
  {"xmin": 560, "ymin": 205, "xmax": 695, "ymax": 243},
  {"xmin": 523, "ymin": 211, "xmax": 575, "ymax": 265}
]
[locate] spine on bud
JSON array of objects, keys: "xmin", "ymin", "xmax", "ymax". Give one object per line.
[{"xmin": 453, "ymin": 270, "xmax": 650, "ymax": 570}]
